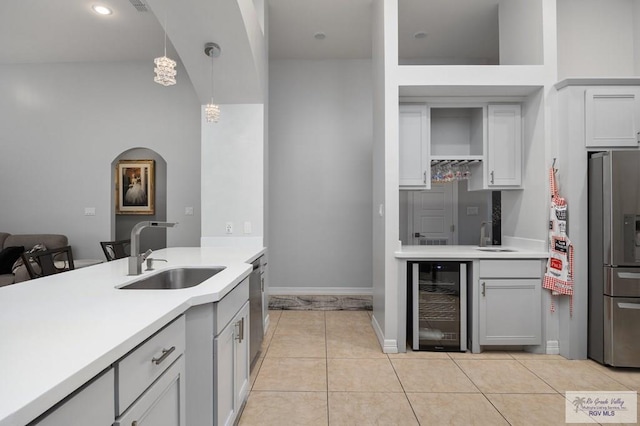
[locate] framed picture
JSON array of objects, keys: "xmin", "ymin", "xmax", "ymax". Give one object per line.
[{"xmin": 116, "ymin": 160, "xmax": 155, "ymax": 215}]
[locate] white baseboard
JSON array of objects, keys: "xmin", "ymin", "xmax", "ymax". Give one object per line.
[
  {"xmin": 546, "ymin": 340, "xmax": 560, "ymax": 355},
  {"xmin": 269, "ymin": 287, "xmax": 373, "ymax": 296},
  {"xmin": 263, "ymin": 313, "xmax": 270, "ymax": 334},
  {"xmin": 370, "ymin": 314, "xmax": 398, "ymax": 353}
]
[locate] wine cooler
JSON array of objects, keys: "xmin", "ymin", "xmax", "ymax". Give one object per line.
[{"xmin": 408, "ymin": 261, "xmax": 467, "ymax": 351}]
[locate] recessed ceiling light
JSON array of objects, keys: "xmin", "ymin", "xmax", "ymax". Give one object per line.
[
  {"xmin": 413, "ymin": 31, "xmax": 427, "ymax": 39},
  {"xmin": 92, "ymin": 5, "xmax": 113, "ymax": 15},
  {"xmin": 314, "ymin": 32, "xmax": 326, "ymax": 40}
]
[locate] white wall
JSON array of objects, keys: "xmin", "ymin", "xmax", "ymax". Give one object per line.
[
  {"xmin": 0, "ymin": 61, "xmax": 202, "ymax": 259},
  {"xmin": 557, "ymin": 0, "xmax": 635, "ymax": 79},
  {"xmin": 501, "ymin": 89, "xmax": 548, "ymax": 242},
  {"xmin": 499, "ymin": 0, "xmax": 544, "ymax": 65},
  {"xmin": 201, "ymin": 104, "xmax": 264, "ymax": 248},
  {"xmin": 268, "ymin": 59, "xmax": 373, "ymax": 293}
]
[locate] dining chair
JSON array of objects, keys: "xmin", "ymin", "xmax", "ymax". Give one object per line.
[
  {"xmin": 21, "ymin": 246, "xmax": 75, "ymax": 279},
  {"xmin": 100, "ymin": 239, "xmax": 131, "ymax": 261}
]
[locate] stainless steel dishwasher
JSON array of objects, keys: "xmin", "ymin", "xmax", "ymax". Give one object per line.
[{"xmin": 249, "ymin": 257, "xmax": 264, "ymax": 369}]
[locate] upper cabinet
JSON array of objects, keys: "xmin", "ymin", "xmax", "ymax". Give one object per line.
[
  {"xmin": 485, "ymin": 104, "xmax": 522, "ymax": 187},
  {"xmin": 585, "ymin": 88, "xmax": 640, "ymax": 148},
  {"xmin": 399, "ymin": 104, "xmax": 430, "ymax": 188},
  {"xmin": 400, "ymin": 101, "xmax": 523, "ymax": 191}
]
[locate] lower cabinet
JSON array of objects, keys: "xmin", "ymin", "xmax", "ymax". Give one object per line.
[
  {"xmin": 215, "ymin": 301, "xmax": 250, "ymax": 426},
  {"xmin": 184, "ymin": 277, "xmax": 250, "ymax": 426},
  {"xmin": 34, "ymin": 368, "xmax": 114, "ymax": 426},
  {"xmin": 115, "ymin": 315, "xmax": 186, "ymax": 426},
  {"xmin": 478, "ymin": 260, "xmax": 542, "ymax": 346},
  {"xmin": 114, "ymin": 356, "xmax": 186, "ymax": 426}
]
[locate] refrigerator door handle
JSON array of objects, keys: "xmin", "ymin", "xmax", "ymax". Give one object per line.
[
  {"xmin": 617, "ymin": 272, "xmax": 640, "ymax": 280},
  {"xmin": 617, "ymin": 302, "xmax": 640, "ymax": 310}
]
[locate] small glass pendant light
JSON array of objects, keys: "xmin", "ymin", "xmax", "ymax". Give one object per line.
[
  {"xmin": 154, "ymin": 13, "xmax": 176, "ymax": 86},
  {"xmin": 204, "ymin": 42, "xmax": 221, "ymax": 123}
]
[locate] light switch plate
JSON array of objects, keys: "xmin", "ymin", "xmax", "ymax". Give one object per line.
[
  {"xmin": 467, "ymin": 206, "xmax": 479, "ymax": 216},
  {"xmin": 185, "ymin": 207, "xmax": 194, "ymax": 216},
  {"xmin": 84, "ymin": 207, "xmax": 96, "ymax": 216},
  {"xmin": 244, "ymin": 221, "xmax": 252, "ymax": 234}
]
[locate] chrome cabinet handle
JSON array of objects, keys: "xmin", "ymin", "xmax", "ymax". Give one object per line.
[
  {"xmin": 490, "ymin": 171, "xmax": 495, "ymax": 184},
  {"xmin": 482, "ymin": 282, "xmax": 486, "ymax": 297},
  {"xmin": 151, "ymin": 346, "xmax": 175, "ymax": 365},
  {"xmin": 423, "ymin": 171, "xmax": 427, "ymax": 184},
  {"xmin": 235, "ymin": 317, "xmax": 245, "ymax": 343}
]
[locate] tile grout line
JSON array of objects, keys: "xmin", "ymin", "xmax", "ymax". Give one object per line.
[
  {"xmin": 324, "ymin": 311, "xmax": 330, "ymax": 425},
  {"xmin": 387, "ymin": 353, "xmax": 422, "ymax": 425},
  {"xmin": 448, "ymin": 357, "xmax": 514, "ymax": 425}
]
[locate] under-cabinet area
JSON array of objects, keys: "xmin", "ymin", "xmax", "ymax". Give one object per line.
[
  {"xmin": 399, "ymin": 181, "xmax": 498, "ymax": 246},
  {"xmin": 399, "ymin": 101, "xmax": 523, "ymax": 191},
  {"xmin": 396, "ymin": 248, "xmax": 547, "ymax": 355}
]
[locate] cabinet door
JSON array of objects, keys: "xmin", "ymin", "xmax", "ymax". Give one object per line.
[
  {"xmin": 214, "ymin": 317, "xmax": 236, "ymax": 426},
  {"xmin": 235, "ymin": 302, "xmax": 250, "ymax": 409},
  {"xmin": 37, "ymin": 369, "xmax": 114, "ymax": 426},
  {"xmin": 115, "ymin": 356, "xmax": 186, "ymax": 426},
  {"xmin": 585, "ymin": 88, "xmax": 640, "ymax": 147},
  {"xmin": 487, "ymin": 104, "xmax": 522, "ymax": 187},
  {"xmin": 479, "ymin": 279, "xmax": 541, "ymax": 345},
  {"xmin": 399, "ymin": 104, "xmax": 429, "ymax": 188},
  {"xmin": 214, "ymin": 301, "xmax": 250, "ymax": 426}
]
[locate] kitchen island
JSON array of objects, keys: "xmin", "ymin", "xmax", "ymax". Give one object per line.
[
  {"xmin": 394, "ymin": 242, "xmax": 549, "ymax": 355},
  {"xmin": 0, "ymin": 246, "xmax": 264, "ymax": 426}
]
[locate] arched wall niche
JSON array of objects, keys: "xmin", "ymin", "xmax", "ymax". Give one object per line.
[{"xmin": 110, "ymin": 147, "xmax": 168, "ymax": 253}]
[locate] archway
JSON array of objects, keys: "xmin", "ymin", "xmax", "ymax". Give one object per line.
[{"xmin": 110, "ymin": 148, "xmax": 168, "ymax": 253}]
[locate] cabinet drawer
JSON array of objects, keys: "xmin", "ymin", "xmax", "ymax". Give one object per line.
[
  {"xmin": 117, "ymin": 315, "xmax": 185, "ymax": 415},
  {"xmin": 37, "ymin": 368, "xmax": 114, "ymax": 426},
  {"xmin": 214, "ymin": 278, "xmax": 249, "ymax": 335},
  {"xmin": 479, "ymin": 260, "xmax": 542, "ymax": 278}
]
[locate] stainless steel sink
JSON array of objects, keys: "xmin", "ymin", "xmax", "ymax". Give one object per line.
[
  {"xmin": 476, "ymin": 247, "xmax": 517, "ymax": 252},
  {"xmin": 118, "ymin": 267, "xmax": 225, "ymax": 290}
]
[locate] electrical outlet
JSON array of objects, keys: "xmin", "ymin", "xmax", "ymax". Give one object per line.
[
  {"xmin": 244, "ymin": 221, "xmax": 252, "ymax": 234},
  {"xmin": 185, "ymin": 206, "xmax": 194, "ymax": 216},
  {"xmin": 467, "ymin": 206, "xmax": 479, "ymax": 216},
  {"xmin": 225, "ymin": 222, "xmax": 233, "ymax": 234},
  {"xmin": 84, "ymin": 207, "xmax": 96, "ymax": 216}
]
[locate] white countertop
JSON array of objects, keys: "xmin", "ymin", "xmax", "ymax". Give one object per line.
[
  {"xmin": 395, "ymin": 245, "xmax": 548, "ymax": 259},
  {"xmin": 0, "ymin": 246, "xmax": 264, "ymax": 426}
]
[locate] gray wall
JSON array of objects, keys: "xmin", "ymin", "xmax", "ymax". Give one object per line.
[
  {"xmin": 0, "ymin": 61, "xmax": 202, "ymax": 260},
  {"xmin": 268, "ymin": 59, "xmax": 373, "ymax": 292}
]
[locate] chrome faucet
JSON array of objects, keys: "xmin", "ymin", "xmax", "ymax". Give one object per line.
[
  {"xmin": 479, "ymin": 221, "xmax": 491, "ymax": 247},
  {"xmin": 128, "ymin": 221, "xmax": 178, "ymax": 275}
]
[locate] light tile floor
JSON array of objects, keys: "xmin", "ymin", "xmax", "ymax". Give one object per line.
[{"xmin": 238, "ymin": 310, "xmax": 640, "ymax": 425}]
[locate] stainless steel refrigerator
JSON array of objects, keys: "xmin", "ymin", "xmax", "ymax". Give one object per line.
[{"xmin": 589, "ymin": 151, "xmax": 640, "ymax": 367}]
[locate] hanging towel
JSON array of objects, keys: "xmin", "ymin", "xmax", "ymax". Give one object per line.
[{"xmin": 543, "ymin": 166, "xmax": 574, "ymax": 315}]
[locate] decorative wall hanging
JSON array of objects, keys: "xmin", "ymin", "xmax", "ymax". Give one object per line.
[{"xmin": 116, "ymin": 160, "xmax": 155, "ymax": 215}]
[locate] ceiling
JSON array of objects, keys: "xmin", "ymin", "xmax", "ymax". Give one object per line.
[{"xmin": 0, "ymin": 0, "xmax": 501, "ymax": 98}]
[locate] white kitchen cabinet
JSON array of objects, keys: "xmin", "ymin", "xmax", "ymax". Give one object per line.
[
  {"xmin": 184, "ymin": 277, "xmax": 250, "ymax": 426},
  {"xmin": 399, "ymin": 104, "xmax": 429, "ymax": 188},
  {"xmin": 478, "ymin": 260, "xmax": 542, "ymax": 346},
  {"xmin": 35, "ymin": 369, "xmax": 114, "ymax": 426},
  {"xmin": 585, "ymin": 88, "xmax": 640, "ymax": 148},
  {"xmin": 485, "ymin": 104, "xmax": 522, "ymax": 188},
  {"xmin": 215, "ymin": 301, "xmax": 250, "ymax": 426},
  {"xmin": 114, "ymin": 356, "xmax": 186, "ymax": 426}
]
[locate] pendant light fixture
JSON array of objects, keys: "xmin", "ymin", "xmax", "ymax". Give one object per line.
[
  {"xmin": 154, "ymin": 12, "xmax": 177, "ymax": 86},
  {"xmin": 204, "ymin": 42, "xmax": 221, "ymax": 123}
]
